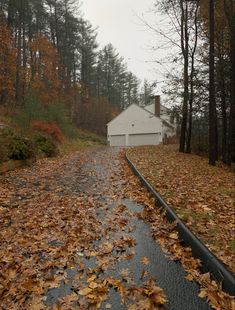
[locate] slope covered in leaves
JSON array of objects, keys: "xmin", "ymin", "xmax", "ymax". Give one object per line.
[{"xmin": 127, "ymin": 145, "xmax": 235, "ymax": 274}]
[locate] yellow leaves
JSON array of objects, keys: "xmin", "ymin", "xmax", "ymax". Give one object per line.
[{"xmin": 169, "ymin": 232, "xmax": 178, "ymax": 240}]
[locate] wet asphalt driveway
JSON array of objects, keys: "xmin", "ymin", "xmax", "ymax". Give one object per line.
[
  {"xmin": 0, "ymin": 146, "xmax": 212, "ymax": 309},
  {"xmin": 44, "ymin": 147, "xmax": 211, "ymax": 309}
]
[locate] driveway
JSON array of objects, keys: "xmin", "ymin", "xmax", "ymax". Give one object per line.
[{"xmin": 0, "ymin": 147, "xmax": 211, "ymax": 309}]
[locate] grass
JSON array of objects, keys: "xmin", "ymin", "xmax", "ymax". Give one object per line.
[
  {"xmin": 0, "ymin": 106, "xmax": 107, "ymax": 169},
  {"xmin": 59, "ymin": 129, "xmax": 106, "ymax": 155}
]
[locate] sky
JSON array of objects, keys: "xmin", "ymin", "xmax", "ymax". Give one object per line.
[{"xmin": 80, "ymin": 0, "xmax": 170, "ymax": 94}]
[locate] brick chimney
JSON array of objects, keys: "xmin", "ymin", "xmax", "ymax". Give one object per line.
[{"xmin": 154, "ymin": 95, "xmax": 160, "ymax": 118}]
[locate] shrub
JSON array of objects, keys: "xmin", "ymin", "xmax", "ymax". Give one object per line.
[
  {"xmin": 0, "ymin": 141, "xmax": 9, "ymax": 162},
  {"xmin": 33, "ymin": 133, "xmax": 58, "ymax": 157},
  {"xmin": 15, "ymin": 94, "xmax": 76, "ymax": 139},
  {"xmin": 9, "ymin": 136, "xmax": 35, "ymax": 160},
  {"xmin": 31, "ymin": 120, "xmax": 63, "ymax": 143},
  {"xmin": 0, "ymin": 128, "xmax": 35, "ymax": 161}
]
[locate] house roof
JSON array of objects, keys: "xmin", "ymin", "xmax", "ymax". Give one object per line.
[
  {"xmin": 106, "ymin": 103, "xmax": 161, "ymax": 126},
  {"xmin": 107, "ymin": 103, "xmax": 176, "ymax": 130},
  {"xmin": 162, "ymin": 119, "xmax": 175, "ymax": 129}
]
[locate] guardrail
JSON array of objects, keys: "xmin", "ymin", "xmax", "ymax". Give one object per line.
[{"xmin": 126, "ymin": 153, "xmax": 235, "ymax": 296}]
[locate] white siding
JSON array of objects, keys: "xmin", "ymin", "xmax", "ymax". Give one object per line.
[
  {"xmin": 107, "ymin": 104, "xmax": 163, "ymax": 147},
  {"xmin": 145, "ymin": 103, "xmax": 176, "ymax": 138},
  {"xmin": 108, "ymin": 105, "xmax": 162, "ymax": 134},
  {"xmin": 129, "ymin": 133, "xmax": 160, "ymax": 146}
]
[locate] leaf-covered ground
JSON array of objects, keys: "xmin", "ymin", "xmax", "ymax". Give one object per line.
[
  {"xmin": 0, "ymin": 147, "xmax": 233, "ymax": 309},
  {"xmin": 127, "ymin": 145, "xmax": 235, "ymax": 274}
]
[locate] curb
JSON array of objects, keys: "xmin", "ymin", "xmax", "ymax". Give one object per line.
[{"xmin": 126, "ymin": 153, "xmax": 235, "ymax": 296}]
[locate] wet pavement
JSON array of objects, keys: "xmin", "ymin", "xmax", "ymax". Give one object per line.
[{"xmin": 43, "ymin": 147, "xmax": 211, "ymax": 309}]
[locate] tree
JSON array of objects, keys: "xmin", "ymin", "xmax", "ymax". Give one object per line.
[
  {"xmin": 0, "ymin": 12, "xmax": 16, "ymax": 106},
  {"xmin": 77, "ymin": 18, "xmax": 98, "ymax": 98},
  {"xmin": 29, "ymin": 34, "xmax": 61, "ymax": 105},
  {"xmin": 224, "ymin": 0, "xmax": 235, "ymax": 165}
]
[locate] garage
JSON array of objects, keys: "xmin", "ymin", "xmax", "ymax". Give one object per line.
[
  {"xmin": 107, "ymin": 104, "xmax": 164, "ymax": 147},
  {"xmin": 128, "ymin": 133, "xmax": 160, "ymax": 146},
  {"xmin": 109, "ymin": 134, "xmax": 126, "ymax": 146}
]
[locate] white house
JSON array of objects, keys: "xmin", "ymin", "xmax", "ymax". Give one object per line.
[
  {"xmin": 107, "ymin": 96, "xmax": 176, "ymax": 146},
  {"xmin": 144, "ymin": 101, "xmax": 176, "ymax": 139}
]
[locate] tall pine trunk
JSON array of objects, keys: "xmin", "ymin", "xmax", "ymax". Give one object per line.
[
  {"xmin": 228, "ymin": 18, "xmax": 235, "ymax": 165},
  {"xmin": 186, "ymin": 2, "xmax": 199, "ymax": 154},
  {"xmin": 179, "ymin": 1, "xmax": 189, "ymax": 153},
  {"xmin": 209, "ymin": 0, "xmax": 217, "ymax": 165}
]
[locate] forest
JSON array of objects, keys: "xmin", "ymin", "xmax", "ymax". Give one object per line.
[
  {"xmin": 153, "ymin": 0, "xmax": 234, "ymax": 166},
  {"xmin": 0, "ymin": 0, "xmax": 234, "ymax": 166},
  {"xmin": 0, "ymin": 0, "xmax": 153, "ymax": 136}
]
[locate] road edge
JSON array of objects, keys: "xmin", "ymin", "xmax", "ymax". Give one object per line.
[{"xmin": 125, "ymin": 153, "xmax": 235, "ymax": 296}]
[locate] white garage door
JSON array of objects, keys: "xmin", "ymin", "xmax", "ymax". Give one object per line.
[
  {"xmin": 128, "ymin": 133, "xmax": 160, "ymax": 146},
  {"xmin": 109, "ymin": 135, "xmax": 126, "ymax": 146}
]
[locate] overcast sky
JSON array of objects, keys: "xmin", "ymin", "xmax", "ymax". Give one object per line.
[{"xmin": 81, "ymin": 0, "xmax": 170, "ymax": 94}]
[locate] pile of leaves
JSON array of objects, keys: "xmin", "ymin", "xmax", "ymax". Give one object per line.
[{"xmin": 127, "ymin": 145, "xmax": 235, "ymax": 273}]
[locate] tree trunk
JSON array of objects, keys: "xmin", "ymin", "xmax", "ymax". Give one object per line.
[
  {"xmin": 186, "ymin": 2, "xmax": 199, "ymax": 154},
  {"xmin": 209, "ymin": 0, "xmax": 217, "ymax": 165},
  {"xmin": 179, "ymin": 1, "xmax": 189, "ymax": 153},
  {"xmin": 15, "ymin": 26, "xmax": 22, "ymax": 104},
  {"xmin": 228, "ymin": 16, "xmax": 235, "ymax": 165},
  {"xmin": 219, "ymin": 56, "xmax": 227, "ymax": 163}
]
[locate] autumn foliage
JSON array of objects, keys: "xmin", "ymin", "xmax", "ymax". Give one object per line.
[
  {"xmin": 0, "ymin": 15, "xmax": 16, "ymax": 106},
  {"xmin": 29, "ymin": 35, "xmax": 61, "ymax": 105},
  {"xmin": 31, "ymin": 120, "xmax": 63, "ymax": 143}
]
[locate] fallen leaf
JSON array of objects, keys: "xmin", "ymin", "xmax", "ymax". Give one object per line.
[{"xmin": 141, "ymin": 257, "xmax": 149, "ymax": 265}]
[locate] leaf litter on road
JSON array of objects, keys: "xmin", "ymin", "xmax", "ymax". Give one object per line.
[{"xmin": 0, "ymin": 146, "xmax": 233, "ymax": 309}]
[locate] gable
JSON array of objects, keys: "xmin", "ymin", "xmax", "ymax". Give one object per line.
[
  {"xmin": 107, "ymin": 104, "xmax": 160, "ymax": 127},
  {"xmin": 107, "ymin": 104, "xmax": 162, "ymax": 136}
]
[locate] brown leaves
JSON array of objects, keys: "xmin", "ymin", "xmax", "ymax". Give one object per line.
[
  {"xmin": 127, "ymin": 145, "xmax": 235, "ymax": 274},
  {"xmin": 120, "ymin": 268, "xmax": 132, "ymax": 283},
  {"xmin": 141, "ymin": 256, "xmax": 150, "ymax": 265},
  {"xmin": 124, "ymin": 146, "xmax": 235, "ymax": 310},
  {"xmin": 0, "ymin": 151, "xmax": 102, "ymax": 309},
  {"xmin": 127, "ymin": 279, "xmax": 167, "ymax": 309}
]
